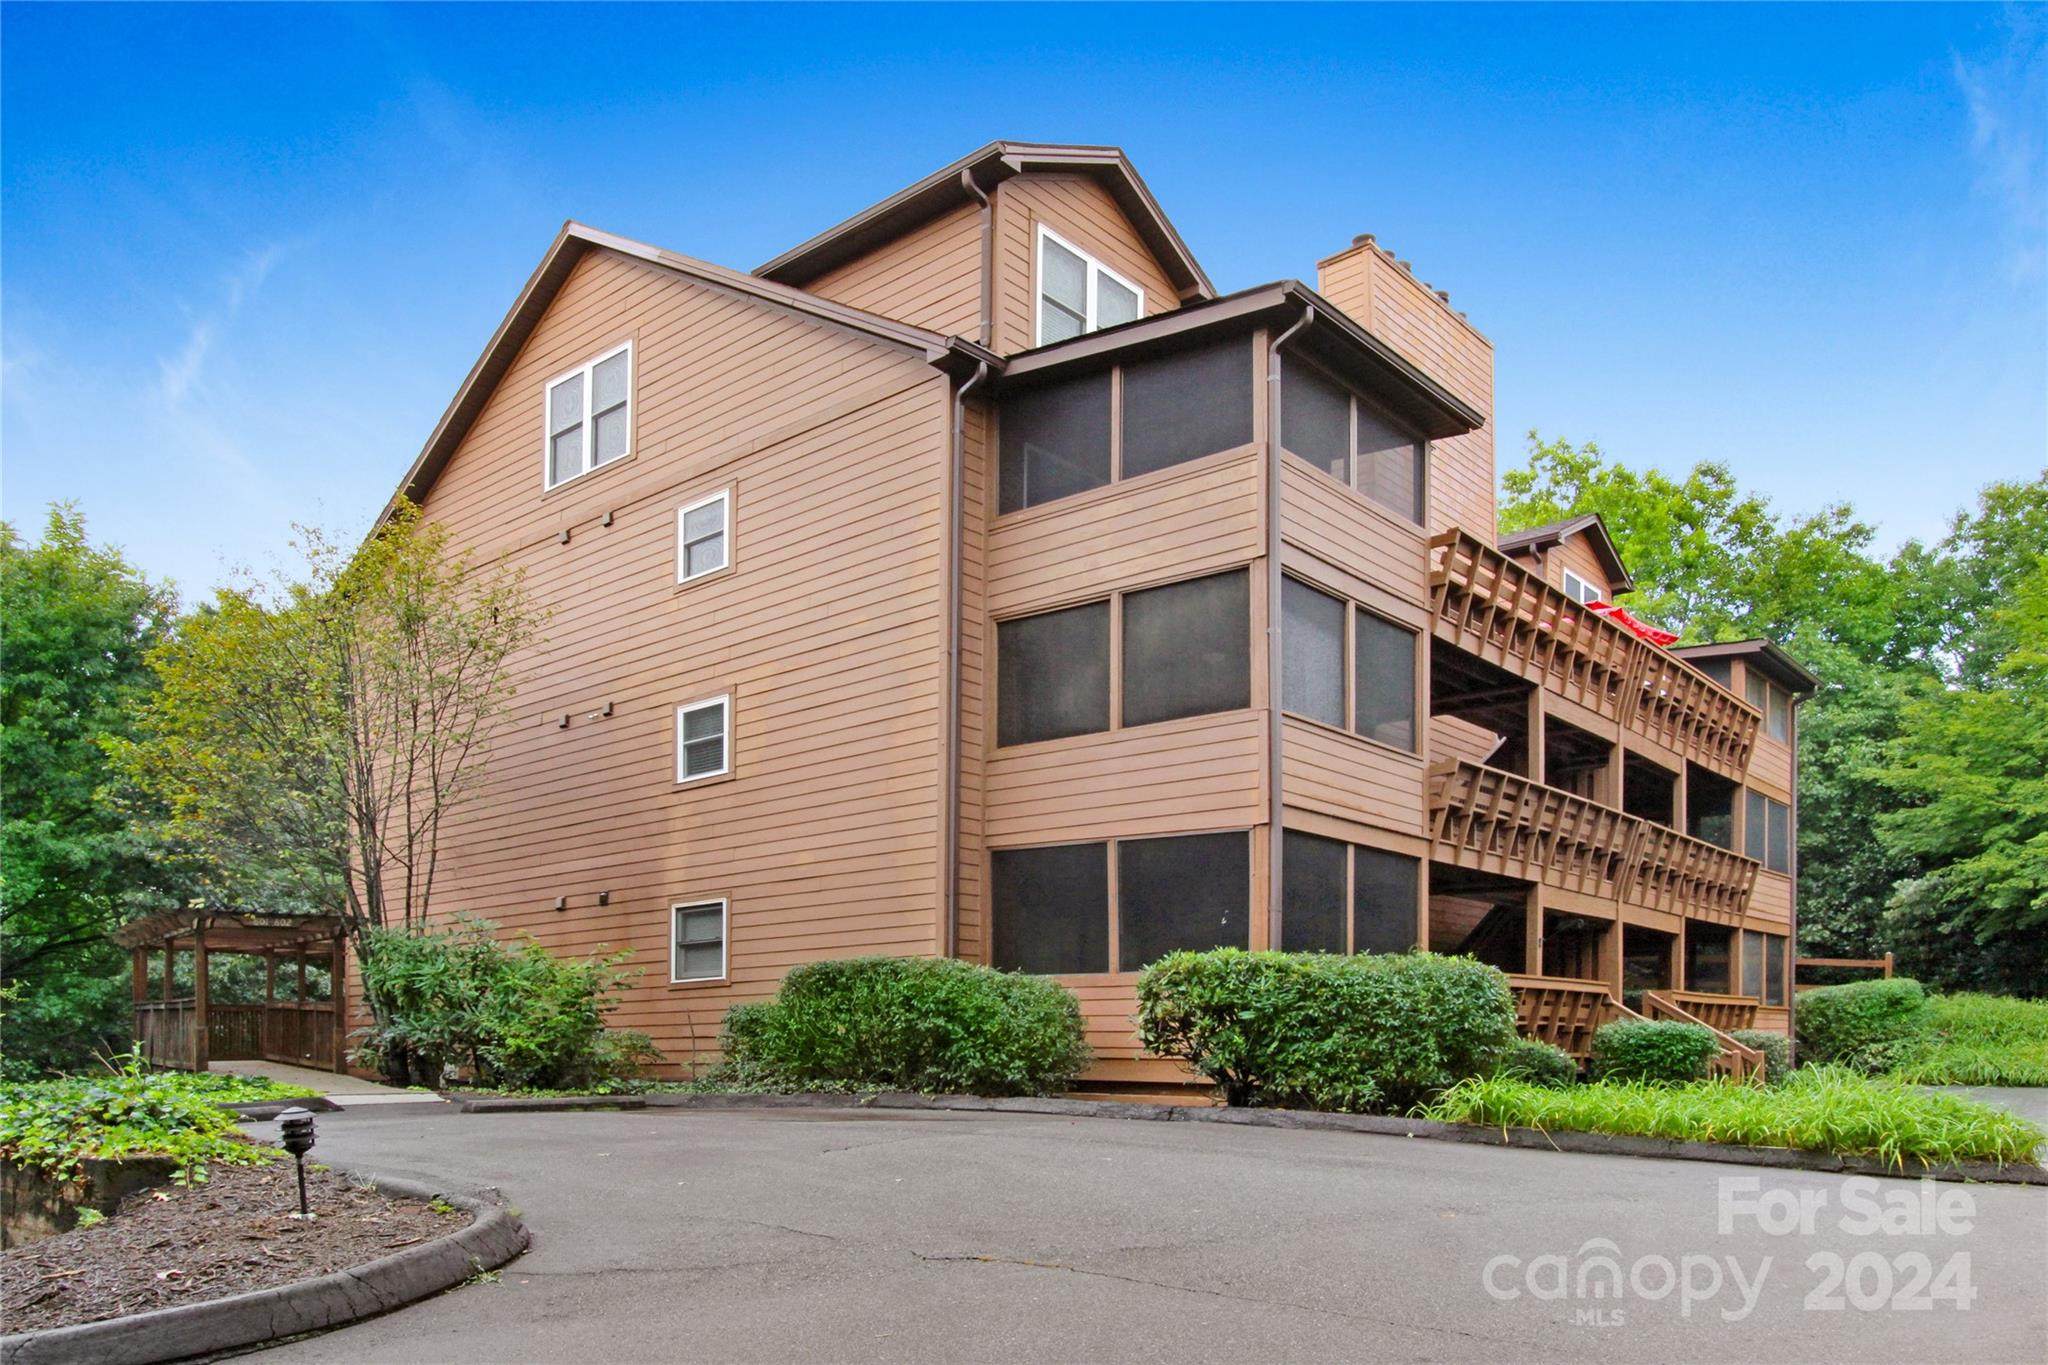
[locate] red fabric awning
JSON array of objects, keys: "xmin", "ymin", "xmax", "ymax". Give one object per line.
[{"xmin": 1587, "ymin": 600, "xmax": 1680, "ymax": 647}]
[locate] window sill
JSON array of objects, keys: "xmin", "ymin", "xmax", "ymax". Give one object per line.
[
  {"xmin": 543, "ymin": 449, "xmax": 638, "ymax": 499},
  {"xmin": 673, "ymin": 768, "xmax": 736, "ymax": 792},
  {"xmin": 674, "ymin": 562, "xmax": 735, "ymax": 594},
  {"xmin": 667, "ymin": 974, "xmax": 729, "ymax": 989}
]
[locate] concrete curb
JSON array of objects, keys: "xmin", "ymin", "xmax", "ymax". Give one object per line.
[
  {"xmin": 0, "ymin": 1172, "xmax": 528, "ymax": 1365},
  {"xmin": 452, "ymin": 1088, "xmax": 2048, "ymax": 1186},
  {"xmin": 220, "ymin": 1096, "xmax": 342, "ymax": 1120}
]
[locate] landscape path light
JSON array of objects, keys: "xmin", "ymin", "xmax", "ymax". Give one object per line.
[{"xmin": 278, "ymin": 1107, "xmax": 316, "ymax": 1219}]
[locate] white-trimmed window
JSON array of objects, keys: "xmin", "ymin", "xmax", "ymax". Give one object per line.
[
  {"xmin": 1561, "ymin": 570, "xmax": 1601, "ymax": 605},
  {"xmin": 1036, "ymin": 225, "xmax": 1144, "ymax": 345},
  {"xmin": 677, "ymin": 490, "xmax": 730, "ymax": 584},
  {"xmin": 675, "ymin": 695, "xmax": 729, "ymax": 783},
  {"xmin": 671, "ymin": 900, "xmax": 727, "ymax": 982},
  {"xmin": 545, "ymin": 342, "xmax": 632, "ymax": 489}
]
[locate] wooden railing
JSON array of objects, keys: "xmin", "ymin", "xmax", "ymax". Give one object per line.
[
  {"xmin": 135, "ymin": 1000, "xmax": 197, "ymax": 1070},
  {"xmin": 263, "ymin": 1002, "xmax": 336, "ymax": 1070},
  {"xmin": 1428, "ymin": 530, "xmax": 1761, "ymax": 777},
  {"xmin": 1643, "ymin": 991, "xmax": 1766, "ymax": 1083},
  {"xmin": 1429, "ymin": 760, "xmax": 1759, "ymax": 921},
  {"xmin": 1508, "ymin": 975, "xmax": 1638, "ymax": 1061},
  {"xmin": 208, "ymin": 1004, "xmax": 265, "ymax": 1061},
  {"xmin": 1665, "ymin": 990, "xmax": 1759, "ymax": 1034},
  {"xmin": 1795, "ymin": 953, "xmax": 1893, "ymax": 991}
]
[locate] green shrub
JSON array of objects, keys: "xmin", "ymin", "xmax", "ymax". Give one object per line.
[
  {"xmin": 1135, "ymin": 949, "xmax": 1515, "ymax": 1112},
  {"xmin": 1496, "ymin": 1038, "xmax": 1578, "ymax": 1089},
  {"xmin": 1729, "ymin": 1029, "xmax": 1792, "ymax": 1085},
  {"xmin": 1589, "ymin": 1019, "xmax": 1719, "ymax": 1084},
  {"xmin": 1883, "ymin": 993, "xmax": 2048, "ymax": 1086},
  {"xmin": 1796, "ymin": 978, "xmax": 1931, "ymax": 1072},
  {"xmin": 719, "ymin": 957, "xmax": 1091, "ymax": 1096},
  {"xmin": 356, "ymin": 918, "xmax": 660, "ymax": 1092},
  {"xmin": 0, "ymin": 1054, "xmax": 282, "ymax": 1184},
  {"xmin": 1423, "ymin": 1066, "xmax": 2045, "ymax": 1168}
]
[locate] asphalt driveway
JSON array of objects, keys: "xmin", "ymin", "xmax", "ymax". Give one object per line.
[{"xmin": 253, "ymin": 1103, "xmax": 2047, "ymax": 1364}]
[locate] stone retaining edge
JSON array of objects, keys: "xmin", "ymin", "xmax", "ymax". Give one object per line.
[
  {"xmin": 452, "ymin": 1088, "xmax": 2047, "ymax": 1186},
  {"xmin": 0, "ymin": 1173, "xmax": 529, "ymax": 1365}
]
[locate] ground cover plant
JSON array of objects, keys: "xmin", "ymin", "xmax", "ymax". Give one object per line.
[
  {"xmin": 1423, "ymin": 1065, "xmax": 2045, "ymax": 1169},
  {"xmin": 0, "ymin": 1056, "xmax": 289, "ymax": 1184},
  {"xmin": 1882, "ymin": 992, "xmax": 2048, "ymax": 1086},
  {"xmin": 1135, "ymin": 949, "xmax": 1516, "ymax": 1112},
  {"xmin": 721, "ymin": 956, "xmax": 1091, "ymax": 1096}
]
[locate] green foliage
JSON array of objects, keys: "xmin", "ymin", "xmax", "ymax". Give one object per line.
[
  {"xmin": 107, "ymin": 500, "xmax": 547, "ymax": 956},
  {"xmin": 1134, "ymin": 949, "xmax": 1516, "ymax": 1112},
  {"xmin": 1795, "ymin": 978, "xmax": 1932, "ymax": 1071},
  {"xmin": 1, "ymin": 507, "xmax": 182, "ymax": 1077},
  {"xmin": 1883, "ymin": 993, "xmax": 2048, "ymax": 1087},
  {"xmin": 355, "ymin": 918, "xmax": 659, "ymax": 1091},
  {"xmin": 0, "ymin": 1054, "xmax": 283, "ymax": 1183},
  {"xmin": 1588, "ymin": 1020, "xmax": 1720, "ymax": 1085},
  {"xmin": 1423, "ymin": 1066, "xmax": 2044, "ymax": 1168},
  {"xmin": 1495, "ymin": 1038, "xmax": 1579, "ymax": 1089},
  {"xmin": 719, "ymin": 956, "xmax": 1091, "ymax": 1097},
  {"xmin": 1729, "ymin": 1029, "xmax": 1792, "ymax": 1085}
]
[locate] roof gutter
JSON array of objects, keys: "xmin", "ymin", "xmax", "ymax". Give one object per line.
[
  {"xmin": 942, "ymin": 358, "xmax": 992, "ymax": 958},
  {"xmin": 1263, "ymin": 305, "xmax": 1315, "ymax": 947}
]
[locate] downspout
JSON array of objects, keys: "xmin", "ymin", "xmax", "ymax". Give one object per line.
[
  {"xmin": 961, "ymin": 170, "xmax": 993, "ymax": 349},
  {"xmin": 943, "ymin": 359, "xmax": 992, "ymax": 958},
  {"xmin": 1263, "ymin": 306, "xmax": 1315, "ymax": 945},
  {"xmin": 1786, "ymin": 691, "xmax": 1806, "ymax": 1064}
]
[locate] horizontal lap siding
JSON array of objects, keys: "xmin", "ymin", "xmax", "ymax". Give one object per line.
[
  {"xmin": 1747, "ymin": 874, "xmax": 1793, "ymax": 924},
  {"xmin": 983, "ymin": 712, "xmax": 1266, "ymax": 846},
  {"xmin": 1429, "ymin": 715, "xmax": 1505, "ymax": 768},
  {"xmin": 986, "ymin": 452, "xmax": 1262, "ymax": 616},
  {"xmin": 1315, "ymin": 243, "xmax": 1495, "ymax": 546},
  {"xmin": 805, "ymin": 201, "xmax": 984, "ymax": 336},
  {"xmin": 993, "ymin": 174, "xmax": 1182, "ymax": 354},
  {"xmin": 1748, "ymin": 735, "xmax": 1794, "ymax": 799},
  {"xmin": 955, "ymin": 402, "xmax": 991, "ymax": 963},
  {"xmin": 1060, "ymin": 976, "xmax": 1201, "ymax": 1084},
  {"xmin": 414, "ymin": 249, "xmax": 952, "ymax": 1072},
  {"xmin": 1282, "ymin": 719, "xmax": 1427, "ymax": 840},
  {"xmin": 1278, "ymin": 461, "xmax": 1429, "ymax": 607},
  {"xmin": 1552, "ymin": 536, "xmax": 1616, "ymax": 601}
]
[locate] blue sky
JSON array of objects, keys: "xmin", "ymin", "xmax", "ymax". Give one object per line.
[{"xmin": 4, "ymin": 3, "xmax": 2043, "ymax": 595}]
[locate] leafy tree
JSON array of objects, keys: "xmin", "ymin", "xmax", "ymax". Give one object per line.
[
  {"xmin": 109, "ymin": 501, "xmax": 546, "ymax": 1005},
  {"xmin": 0, "ymin": 507, "xmax": 179, "ymax": 1076}
]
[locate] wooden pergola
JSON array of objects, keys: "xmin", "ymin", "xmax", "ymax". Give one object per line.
[{"xmin": 111, "ymin": 910, "xmax": 349, "ymax": 1074}]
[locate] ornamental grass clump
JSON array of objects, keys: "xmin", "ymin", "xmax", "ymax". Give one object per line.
[
  {"xmin": 1883, "ymin": 993, "xmax": 2048, "ymax": 1087},
  {"xmin": 1135, "ymin": 949, "xmax": 1516, "ymax": 1112},
  {"xmin": 720, "ymin": 956, "xmax": 1091, "ymax": 1096},
  {"xmin": 0, "ymin": 1055, "xmax": 281, "ymax": 1185},
  {"xmin": 1422, "ymin": 1065, "xmax": 2045, "ymax": 1169}
]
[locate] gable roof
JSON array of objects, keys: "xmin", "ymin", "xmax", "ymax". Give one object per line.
[
  {"xmin": 753, "ymin": 141, "xmax": 1216, "ymax": 303},
  {"xmin": 385, "ymin": 222, "xmax": 995, "ymax": 516},
  {"xmin": 1496, "ymin": 513, "xmax": 1635, "ymax": 594},
  {"xmin": 1668, "ymin": 638, "xmax": 1822, "ymax": 696}
]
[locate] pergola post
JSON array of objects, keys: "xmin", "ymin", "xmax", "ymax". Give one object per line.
[
  {"xmin": 192, "ymin": 926, "xmax": 210, "ymax": 1074},
  {"xmin": 330, "ymin": 931, "xmax": 348, "ymax": 1074}
]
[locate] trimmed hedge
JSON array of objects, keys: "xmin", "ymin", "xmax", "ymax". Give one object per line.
[
  {"xmin": 1496, "ymin": 1038, "xmax": 1579, "ymax": 1089},
  {"xmin": 1796, "ymin": 978, "xmax": 1931, "ymax": 1072},
  {"xmin": 1730, "ymin": 1028, "xmax": 1792, "ymax": 1085},
  {"xmin": 720, "ymin": 957, "xmax": 1091, "ymax": 1096},
  {"xmin": 1135, "ymin": 949, "xmax": 1515, "ymax": 1112},
  {"xmin": 1589, "ymin": 1019, "xmax": 1719, "ymax": 1084}
]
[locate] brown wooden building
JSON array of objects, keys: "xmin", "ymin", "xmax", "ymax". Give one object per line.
[{"xmin": 383, "ymin": 141, "xmax": 1814, "ymax": 1086}]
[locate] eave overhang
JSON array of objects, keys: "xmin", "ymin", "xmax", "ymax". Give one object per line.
[
  {"xmin": 1668, "ymin": 638, "xmax": 1823, "ymax": 697},
  {"xmin": 1497, "ymin": 513, "xmax": 1637, "ymax": 595},
  {"xmin": 754, "ymin": 141, "xmax": 1216, "ymax": 303}
]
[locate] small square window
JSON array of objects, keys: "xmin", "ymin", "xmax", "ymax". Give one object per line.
[
  {"xmin": 1562, "ymin": 570, "xmax": 1600, "ymax": 606},
  {"xmin": 678, "ymin": 491, "xmax": 730, "ymax": 583},
  {"xmin": 544, "ymin": 343, "xmax": 632, "ymax": 489},
  {"xmin": 672, "ymin": 900, "xmax": 726, "ymax": 982},
  {"xmin": 676, "ymin": 696, "xmax": 729, "ymax": 783}
]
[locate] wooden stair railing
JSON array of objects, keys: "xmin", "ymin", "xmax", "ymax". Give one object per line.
[
  {"xmin": 1428, "ymin": 529, "xmax": 1762, "ymax": 778},
  {"xmin": 1508, "ymin": 975, "xmax": 1642, "ymax": 1063},
  {"xmin": 1642, "ymin": 991, "xmax": 1766, "ymax": 1084},
  {"xmin": 1666, "ymin": 990, "xmax": 1759, "ymax": 1034}
]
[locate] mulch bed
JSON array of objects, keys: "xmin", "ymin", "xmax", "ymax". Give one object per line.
[{"xmin": 1, "ymin": 1163, "xmax": 463, "ymax": 1333}]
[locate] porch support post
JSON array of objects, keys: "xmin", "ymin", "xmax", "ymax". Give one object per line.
[
  {"xmin": 330, "ymin": 933, "xmax": 348, "ymax": 1074},
  {"xmin": 1600, "ymin": 735, "xmax": 1624, "ymax": 808},
  {"xmin": 192, "ymin": 927, "xmax": 210, "ymax": 1074},
  {"xmin": 1674, "ymin": 921, "xmax": 1688, "ymax": 991},
  {"xmin": 1599, "ymin": 913, "xmax": 1624, "ymax": 999},
  {"xmin": 1522, "ymin": 885, "xmax": 1544, "ymax": 976}
]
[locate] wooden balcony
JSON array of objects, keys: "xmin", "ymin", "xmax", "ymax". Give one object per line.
[
  {"xmin": 1428, "ymin": 760, "xmax": 1759, "ymax": 922},
  {"xmin": 1428, "ymin": 530, "xmax": 1760, "ymax": 778}
]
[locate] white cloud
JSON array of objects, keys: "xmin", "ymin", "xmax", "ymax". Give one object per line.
[
  {"xmin": 156, "ymin": 243, "xmax": 287, "ymax": 406},
  {"xmin": 1952, "ymin": 9, "xmax": 2047, "ymax": 280}
]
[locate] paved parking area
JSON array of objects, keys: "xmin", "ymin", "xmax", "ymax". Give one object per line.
[{"xmin": 254, "ymin": 1104, "xmax": 2047, "ymax": 1364}]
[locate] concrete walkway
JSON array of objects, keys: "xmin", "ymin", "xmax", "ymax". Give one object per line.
[
  {"xmin": 208, "ymin": 1059, "xmax": 443, "ymax": 1106},
  {"xmin": 250, "ymin": 1103, "xmax": 2048, "ymax": 1364}
]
